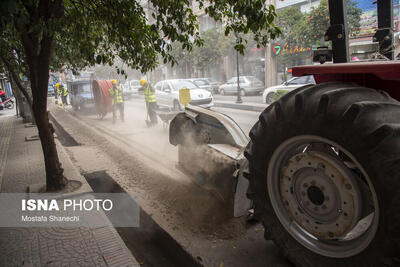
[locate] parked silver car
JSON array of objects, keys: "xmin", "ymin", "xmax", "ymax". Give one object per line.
[
  {"xmin": 203, "ymin": 77, "xmax": 221, "ymax": 94},
  {"xmin": 219, "ymin": 76, "xmax": 264, "ymax": 96},
  {"xmin": 154, "ymin": 79, "xmax": 214, "ymax": 110},
  {"xmin": 188, "ymin": 78, "xmax": 220, "ymax": 94},
  {"xmin": 187, "ymin": 78, "xmax": 213, "ymax": 93}
]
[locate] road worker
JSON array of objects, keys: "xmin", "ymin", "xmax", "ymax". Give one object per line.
[
  {"xmin": 109, "ymin": 80, "xmax": 124, "ymax": 123},
  {"xmin": 139, "ymin": 78, "xmax": 157, "ymax": 127},
  {"xmin": 56, "ymin": 83, "xmax": 68, "ymax": 106}
]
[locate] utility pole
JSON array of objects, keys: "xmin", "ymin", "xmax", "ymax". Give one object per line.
[
  {"xmin": 235, "ymin": 32, "xmax": 243, "ymax": 104},
  {"xmin": 230, "ymin": 4, "xmax": 243, "ymax": 104},
  {"xmin": 265, "ymin": 0, "xmax": 278, "ymax": 88}
]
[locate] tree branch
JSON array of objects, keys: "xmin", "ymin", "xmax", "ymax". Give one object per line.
[{"xmin": 1, "ymin": 56, "xmax": 33, "ymax": 109}]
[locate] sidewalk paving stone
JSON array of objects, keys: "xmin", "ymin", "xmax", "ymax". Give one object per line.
[{"xmin": 0, "ymin": 115, "xmax": 139, "ymax": 267}]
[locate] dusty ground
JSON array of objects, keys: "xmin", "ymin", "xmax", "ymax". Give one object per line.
[{"xmin": 49, "ymin": 100, "xmax": 291, "ymax": 267}]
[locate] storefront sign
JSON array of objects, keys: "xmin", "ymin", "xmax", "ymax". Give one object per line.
[
  {"xmin": 273, "ymin": 44, "xmax": 281, "ymax": 55},
  {"xmin": 273, "ymin": 43, "xmax": 311, "ymax": 55}
]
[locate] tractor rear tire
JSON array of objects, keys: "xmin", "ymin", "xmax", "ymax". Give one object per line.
[{"xmin": 244, "ymin": 82, "xmax": 400, "ymax": 267}]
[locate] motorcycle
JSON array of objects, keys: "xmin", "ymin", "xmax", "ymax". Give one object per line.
[{"xmin": 0, "ymin": 98, "xmax": 14, "ymax": 110}]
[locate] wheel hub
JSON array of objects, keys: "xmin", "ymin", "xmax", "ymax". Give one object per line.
[
  {"xmin": 280, "ymin": 150, "xmax": 363, "ymax": 240},
  {"xmin": 307, "ymin": 185, "xmax": 324, "ymax": 205}
]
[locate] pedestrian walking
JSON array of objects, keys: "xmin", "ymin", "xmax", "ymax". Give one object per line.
[
  {"xmin": 139, "ymin": 78, "xmax": 157, "ymax": 127},
  {"xmin": 109, "ymin": 80, "xmax": 124, "ymax": 123}
]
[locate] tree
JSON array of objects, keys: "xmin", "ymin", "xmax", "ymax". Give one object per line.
[
  {"xmin": 275, "ymin": 6, "xmax": 304, "ymax": 67},
  {"xmin": 346, "ymin": 0, "xmax": 363, "ymax": 38},
  {"xmin": 297, "ymin": 0, "xmax": 362, "ymax": 48},
  {"xmin": 193, "ymin": 30, "xmax": 223, "ymax": 71},
  {"xmin": 0, "ymin": 0, "xmax": 280, "ymax": 191}
]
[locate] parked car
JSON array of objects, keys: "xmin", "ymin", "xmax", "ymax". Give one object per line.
[
  {"xmin": 188, "ymin": 78, "xmax": 220, "ymax": 94},
  {"xmin": 203, "ymin": 77, "xmax": 221, "ymax": 94},
  {"xmin": 119, "ymin": 79, "xmax": 141, "ymax": 99},
  {"xmin": 187, "ymin": 78, "xmax": 213, "ymax": 93},
  {"xmin": 68, "ymin": 80, "xmax": 95, "ymax": 110},
  {"xmin": 262, "ymin": 75, "xmax": 316, "ymax": 104},
  {"xmin": 128, "ymin": 80, "xmax": 141, "ymax": 96},
  {"xmin": 154, "ymin": 79, "xmax": 214, "ymax": 110},
  {"xmin": 219, "ymin": 76, "xmax": 264, "ymax": 96}
]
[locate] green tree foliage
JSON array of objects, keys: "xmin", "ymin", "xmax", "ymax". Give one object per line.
[
  {"xmin": 347, "ymin": 0, "xmax": 363, "ymax": 38},
  {"xmin": 0, "ymin": 0, "xmax": 281, "ymax": 190},
  {"xmin": 193, "ymin": 30, "xmax": 223, "ymax": 71},
  {"xmin": 275, "ymin": 6, "xmax": 304, "ymax": 65},
  {"xmin": 297, "ymin": 0, "xmax": 362, "ymax": 48}
]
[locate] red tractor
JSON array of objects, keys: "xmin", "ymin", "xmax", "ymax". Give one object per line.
[{"xmin": 170, "ymin": 0, "xmax": 400, "ymax": 266}]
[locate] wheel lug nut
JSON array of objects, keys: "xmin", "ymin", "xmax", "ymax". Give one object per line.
[
  {"xmin": 325, "ymin": 196, "xmax": 330, "ymax": 201},
  {"xmin": 318, "ymin": 163, "xmax": 325, "ymax": 169},
  {"xmin": 322, "ymin": 205, "xmax": 327, "ymax": 210},
  {"xmin": 328, "ymin": 232, "xmax": 334, "ymax": 238},
  {"xmin": 320, "ymin": 186, "xmax": 325, "ymax": 191},
  {"xmin": 303, "ymin": 183, "xmax": 308, "ymax": 188},
  {"xmin": 311, "ymin": 181, "xmax": 316, "ymax": 185}
]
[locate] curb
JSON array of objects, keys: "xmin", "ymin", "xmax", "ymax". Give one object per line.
[{"xmin": 214, "ymin": 101, "xmax": 267, "ymax": 112}]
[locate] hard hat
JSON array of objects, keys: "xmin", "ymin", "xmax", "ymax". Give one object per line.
[
  {"xmin": 112, "ymin": 79, "xmax": 117, "ymax": 85},
  {"xmin": 55, "ymin": 83, "xmax": 60, "ymax": 88},
  {"xmin": 140, "ymin": 79, "xmax": 146, "ymax": 86}
]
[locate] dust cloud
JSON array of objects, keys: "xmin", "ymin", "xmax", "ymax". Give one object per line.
[{"xmin": 51, "ymin": 100, "xmax": 247, "ymax": 240}]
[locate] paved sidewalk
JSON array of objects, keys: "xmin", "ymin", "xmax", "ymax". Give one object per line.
[{"xmin": 0, "ymin": 115, "xmax": 139, "ymax": 266}]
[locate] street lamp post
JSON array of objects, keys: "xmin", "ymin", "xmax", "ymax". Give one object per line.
[{"xmin": 235, "ymin": 34, "xmax": 243, "ymax": 104}]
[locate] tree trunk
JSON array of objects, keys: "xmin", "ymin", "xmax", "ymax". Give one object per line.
[
  {"xmin": 28, "ymin": 57, "xmax": 67, "ymax": 191},
  {"xmin": 32, "ymin": 97, "xmax": 67, "ymax": 191},
  {"xmin": 10, "ymin": 80, "xmax": 25, "ymax": 118},
  {"xmin": 17, "ymin": 0, "xmax": 66, "ymax": 191}
]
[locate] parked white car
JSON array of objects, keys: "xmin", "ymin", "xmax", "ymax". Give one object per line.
[
  {"xmin": 219, "ymin": 76, "xmax": 264, "ymax": 96},
  {"xmin": 129, "ymin": 80, "xmax": 141, "ymax": 95},
  {"xmin": 154, "ymin": 79, "xmax": 214, "ymax": 110},
  {"xmin": 120, "ymin": 80, "xmax": 141, "ymax": 98},
  {"xmin": 262, "ymin": 75, "xmax": 316, "ymax": 104}
]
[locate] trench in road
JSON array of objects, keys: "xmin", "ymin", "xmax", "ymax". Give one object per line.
[
  {"xmin": 50, "ymin": 108, "xmax": 201, "ymax": 266},
  {"xmin": 84, "ymin": 170, "xmax": 202, "ymax": 267}
]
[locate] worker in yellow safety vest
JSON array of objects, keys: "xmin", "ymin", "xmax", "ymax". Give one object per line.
[
  {"xmin": 139, "ymin": 78, "xmax": 157, "ymax": 127},
  {"xmin": 109, "ymin": 80, "xmax": 124, "ymax": 123},
  {"xmin": 56, "ymin": 83, "xmax": 68, "ymax": 106}
]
